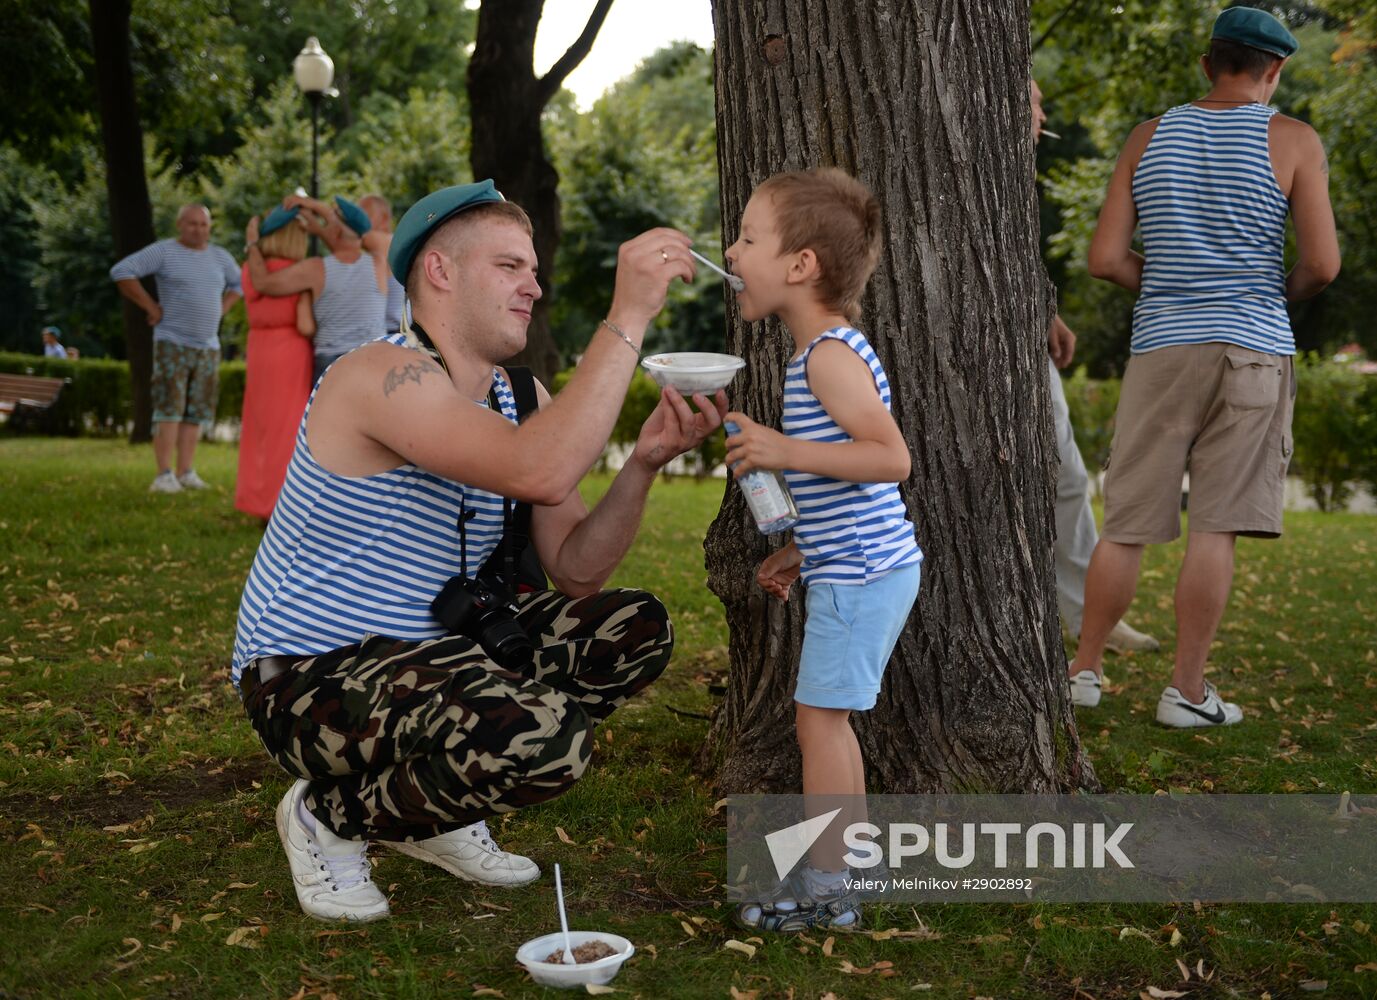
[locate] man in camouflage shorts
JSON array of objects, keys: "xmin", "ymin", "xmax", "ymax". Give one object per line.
[{"xmin": 232, "ymin": 181, "xmax": 724, "ymax": 922}]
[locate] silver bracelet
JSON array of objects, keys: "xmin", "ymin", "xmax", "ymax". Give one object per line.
[{"xmin": 600, "ymin": 318, "xmax": 639, "ymax": 356}]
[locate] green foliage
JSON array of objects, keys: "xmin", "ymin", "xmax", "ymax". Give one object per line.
[
  {"xmin": 548, "ymin": 43, "xmax": 724, "ymax": 360},
  {"xmin": 1290, "ymin": 354, "xmax": 1375, "ymax": 511},
  {"xmin": 340, "ymin": 88, "xmax": 471, "ymax": 213},
  {"xmin": 0, "ymin": 353, "xmax": 247, "ymax": 436},
  {"xmin": 0, "ymin": 351, "xmax": 131, "ymax": 435},
  {"xmin": 1060, "ymin": 366, "xmax": 1121, "ymax": 485},
  {"xmin": 0, "ymin": 147, "xmax": 58, "ymax": 353}
]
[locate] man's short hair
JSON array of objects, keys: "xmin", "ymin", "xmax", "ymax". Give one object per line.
[
  {"xmin": 754, "ymin": 167, "xmax": 882, "ymax": 323},
  {"xmin": 1206, "ymin": 38, "xmax": 1281, "ymax": 79},
  {"xmin": 405, "ymin": 201, "xmax": 534, "ymax": 291}
]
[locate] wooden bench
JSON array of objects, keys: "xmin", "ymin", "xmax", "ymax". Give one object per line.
[{"xmin": 0, "ymin": 372, "xmax": 70, "ymax": 432}]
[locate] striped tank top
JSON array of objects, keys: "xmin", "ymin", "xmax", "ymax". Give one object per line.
[
  {"xmin": 313, "ymin": 252, "xmax": 387, "ymax": 357},
  {"xmin": 781, "ymin": 327, "xmax": 922, "ymax": 586},
  {"xmin": 1131, "ymin": 103, "xmax": 1292, "ymax": 355},
  {"xmin": 231, "ymin": 335, "xmax": 518, "ymax": 687}
]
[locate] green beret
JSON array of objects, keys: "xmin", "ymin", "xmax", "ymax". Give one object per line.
[
  {"xmin": 259, "ymin": 204, "xmax": 300, "ymax": 237},
  {"xmin": 388, "ymin": 179, "xmax": 506, "ymax": 286},
  {"xmin": 334, "ymin": 195, "xmax": 372, "ymax": 237},
  {"xmin": 1211, "ymin": 6, "xmax": 1298, "ymax": 59}
]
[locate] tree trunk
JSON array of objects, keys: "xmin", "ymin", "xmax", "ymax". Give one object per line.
[
  {"xmin": 704, "ymin": 1, "xmax": 1097, "ymax": 794},
  {"xmin": 89, "ymin": 0, "xmax": 157, "ymax": 443},
  {"xmin": 468, "ymin": 0, "xmax": 613, "ymax": 385}
]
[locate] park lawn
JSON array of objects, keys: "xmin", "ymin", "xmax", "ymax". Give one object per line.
[{"xmin": 1, "ymin": 436, "xmax": 1374, "ymax": 1000}]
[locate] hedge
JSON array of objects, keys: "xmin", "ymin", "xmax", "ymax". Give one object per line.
[
  {"xmin": 5, "ymin": 352, "xmax": 1371, "ymax": 507},
  {"xmin": 0, "ymin": 352, "xmax": 245, "ymax": 436}
]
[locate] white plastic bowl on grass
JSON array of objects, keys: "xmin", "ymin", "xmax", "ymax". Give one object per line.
[
  {"xmin": 640, "ymin": 352, "xmax": 745, "ymax": 394},
  {"xmin": 515, "ymin": 931, "xmax": 635, "ymax": 989}
]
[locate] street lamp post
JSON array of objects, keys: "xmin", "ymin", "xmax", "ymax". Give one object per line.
[{"xmin": 293, "ymin": 36, "xmax": 335, "ymax": 255}]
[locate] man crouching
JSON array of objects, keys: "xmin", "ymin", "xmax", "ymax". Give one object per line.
[{"xmin": 231, "ymin": 181, "xmax": 724, "ymax": 921}]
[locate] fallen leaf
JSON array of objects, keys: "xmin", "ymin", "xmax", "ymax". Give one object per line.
[
  {"xmin": 729, "ymin": 989, "xmax": 758, "ymax": 1000},
  {"xmin": 822, "ymin": 935, "xmax": 835, "ymax": 957},
  {"xmin": 1299, "ymin": 982, "xmax": 1328, "ymax": 992},
  {"xmin": 1142, "ymin": 990, "xmax": 1186, "ymax": 999},
  {"xmin": 1176, "ymin": 958, "xmax": 1190, "ymax": 981},
  {"xmin": 201, "ymin": 912, "xmax": 225, "ymax": 923},
  {"xmin": 1169, "ymin": 928, "xmax": 1183, "ymax": 947},
  {"xmin": 679, "ymin": 920, "xmax": 696, "ymax": 937},
  {"xmin": 584, "ymin": 986, "xmax": 616, "ymax": 996},
  {"xmin": 473, "ymin": 989, "xmax": 505, "ymax": 998},
  {"xmin": 225, "ymin": 926, "xmax": 261, "ymax": 948},
  {"xmin": 170, "ymin": 914, "xmax": 182, "ymax": 934},
  {"xmin": 115, "ymin": 937, "xmax": 143, "ymax": 960},
  {"xmin": 1355, "ymin": 963, "xmax": 1377, "ymax": 973},
  {"xmin": 722, "ymin": 939, "xmax": 756, "ymax": 958},
  {"xmin": 1119, "ymin": 926, "xmax": 1155, "ymax": 943},
  {"xmin": 712, "ymin": 798, "xmax": 730, "ymax": 815},
  {"xmin": 1269, "ymin": 696, "xmax": 1283, "ymax": 713},
  {"xmin": 226, "ymin": 882, "xmax": 258, "ymax": 890},
  {"xmin": 555, "ymin": 827, "xmax": 576, "ymax": 845},
  {"xmin": 128, "ymin": 841, "xmax": 161, "ymax": 855}
]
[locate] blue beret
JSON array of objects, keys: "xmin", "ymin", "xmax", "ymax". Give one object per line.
[
  {"xmin": 259, "ymin": 204, "xmax": 300, "ymax": 237},
  {"xmin": 1211, "ymin": 6, "xmax": 1298, "ymax": 59},
  {"xmin": 334, "ymin": 195, "xmax": 372, "ymax": 237},
  {"xmin": 388, "ymin": 179, "xmax": 506, "ymax": 286}
]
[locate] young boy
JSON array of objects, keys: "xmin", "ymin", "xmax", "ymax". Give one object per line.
[{"xmin": 724, "ymin": 168, "xmax": 922, "ymax": 931}]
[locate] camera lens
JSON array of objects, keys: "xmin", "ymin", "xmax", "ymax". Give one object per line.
[{"xmin": 479, "ymin": 612, "xmax": 535, "ymax": 669}]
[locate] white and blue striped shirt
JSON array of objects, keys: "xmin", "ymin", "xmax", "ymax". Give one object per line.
[
  {"xmin": 1131, "ymin": 103, "xmax": 1292, "ymax": 355},
  {"xmin": 231, "ymin": 336, "xmax": 518, "ymax": 687},
  {"xmin": 313, "ymin": 253, "xmax": 387, "ymax": 358},
  {"xmin": 781, "ymin": 327, "xmax": 922, "ymax": 586},
  {"xmin": 109, "ymin": 239, "xmax": 241, "ymax": 349}
]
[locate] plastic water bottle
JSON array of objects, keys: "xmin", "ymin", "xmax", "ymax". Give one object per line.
[{"xmin": 724, "ymin": 420, "xmax": 799, "ymax": 534}]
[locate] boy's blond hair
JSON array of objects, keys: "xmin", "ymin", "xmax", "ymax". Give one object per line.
[
  {"xmin": 257, "ymin": 222, "xmax": 307, "ymax": 262},
  {"xmin": 755, "ymin": 167, "xmax": 881, "ymax": 322}
]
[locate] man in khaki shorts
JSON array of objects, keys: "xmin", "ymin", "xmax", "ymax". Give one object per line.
[{"xmin": 1067, "ymin": 7, "xmax": 1339, "ymax": 727}]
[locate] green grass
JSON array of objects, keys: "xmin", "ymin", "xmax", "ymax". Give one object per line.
[{"xmin": 2, "ymin": 437, "xmax": 1375, "ymax": 999}]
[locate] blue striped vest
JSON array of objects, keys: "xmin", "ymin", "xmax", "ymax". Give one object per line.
[
  {"xmin": 781, "ymin": 327, "xmax": 922, "ymax": 586},
  {"xmin": 231, "ymin": 336, "xmax": 517, "ymax": 687},
  {"xmin": 313, "ymin": 252, "xmax": 387, "ymax": 358},
  {"xmin": 1131, "ymin": 103, "xmax": 1292, "ymax": 355}
]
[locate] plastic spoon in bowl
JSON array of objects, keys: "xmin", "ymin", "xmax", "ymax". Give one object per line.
[
  {"xmin": 688, "ymin": 248, "xmax": 745, "ymax": 293},
  {"xmin": 554, "ymin": 863, "xmax": 576, "ymax": 965}
]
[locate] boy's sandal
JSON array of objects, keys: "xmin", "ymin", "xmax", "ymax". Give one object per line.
[{"xmin": 735, "ymin": 873, "xmax": 862, "ymax": 933}]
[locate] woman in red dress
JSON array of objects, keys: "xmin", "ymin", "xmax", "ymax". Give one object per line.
[{"xmin": 235, "ymin": 207, "xmax": 315, "ymax": 521}]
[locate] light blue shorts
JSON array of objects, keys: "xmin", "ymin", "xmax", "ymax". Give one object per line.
[{"xmin": 795, "ymin": 562, "xmax": 921, "ymax": 711}]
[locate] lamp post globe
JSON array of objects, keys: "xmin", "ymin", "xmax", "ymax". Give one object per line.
[{"xmin": 293, "ymin": 37, "xmax": 334, "ymax": 254}]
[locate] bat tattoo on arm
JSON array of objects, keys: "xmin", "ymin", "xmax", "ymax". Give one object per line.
[{"xmin": 382, "ymin": 359, "xmax": 444, "ymax": 396}]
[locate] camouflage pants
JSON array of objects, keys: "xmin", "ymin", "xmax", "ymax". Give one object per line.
[{"xmin": 239, "ymin": 588, "xmax": 672, "ymax": 841}]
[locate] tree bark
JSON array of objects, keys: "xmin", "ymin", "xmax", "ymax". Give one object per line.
[
  {"xmin": 468, "ymin": 0, "xmax": 614, "ymax": 385},
  {"xmin": 89, "ymin": 0, "xmax": 157, "ymax": 443},
  {"xmin": 703, "ymin": 1, "xmax": 1097, "ymax": 794}
]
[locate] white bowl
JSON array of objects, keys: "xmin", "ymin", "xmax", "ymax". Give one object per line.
[
  {"xmin": 515, "ymin": 930, "xmax": 635, "ymax": 989},
  {"xmin": 640, "ymin": 352, "xmax": 745, "ymax": 394}
]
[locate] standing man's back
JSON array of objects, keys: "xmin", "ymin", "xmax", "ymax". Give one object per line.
[{"xmin": 1068, "ymin": 6, "xmax": 1339, "ymax": 727}]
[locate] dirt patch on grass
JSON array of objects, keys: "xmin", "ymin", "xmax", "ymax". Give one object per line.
[{"xmin": 1, "ymin": 758, "xmax": 278, "ymax": 833}]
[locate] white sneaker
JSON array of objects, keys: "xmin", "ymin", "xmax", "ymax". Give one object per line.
[
  {"xmin": 1067, "ymin": 669, "xmax": 1102, "ymax": 708},
  {"xmin": 275, "ymin": 779, "xmax": 389, "ymax": 922},
  {"xmin": 149, "ymin": 471, "xmax": 182, "ymax": 494},
  {"xmin": 1156, "ymin": 681, "xmax": 1243, "ymax": 728},
  {"xmin": 1105, "ymin": 620, "xmax": 1161, "ymax": 653},
  {"xmin": 177, "ymin": 470, "xmax": 210, "ymax": 490},
  {"xmin": 384, "ymin": 820, "xmax": 540, "ymax": 886}
]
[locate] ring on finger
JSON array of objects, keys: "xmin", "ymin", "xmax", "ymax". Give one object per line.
[{"xmin": 660, "ymin": 248, "xmax": 669, "ymax": 263}]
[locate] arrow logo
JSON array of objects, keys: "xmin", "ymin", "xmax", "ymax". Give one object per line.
[{"xmin": 764, "ymin": 808, "xmax": 843, "ymax": 881}]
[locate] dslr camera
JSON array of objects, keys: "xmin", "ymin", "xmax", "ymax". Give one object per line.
[{"xmin": 431, "ymin": 574, "xmax": 535, "ymax": 670}]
